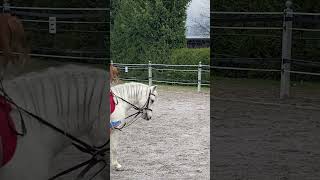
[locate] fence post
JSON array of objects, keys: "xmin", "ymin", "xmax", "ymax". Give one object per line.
[
  {"xmin": 148, "ymin": 61, "xmax": 152, "ymax": 86},
  {"xmin": 198, "ymin": 61, "xmax": 202, "ymax": 92},
  {"xmin": 49, "ymin": 17, "xmax": 57, "ymax": 34},
  {"xmin": 3, "ymin": 0, "xmax": 10, "ymax": 13},
  {"xmin": 280, "ymin": 0, "xmax": 293, "ymax": 99}
]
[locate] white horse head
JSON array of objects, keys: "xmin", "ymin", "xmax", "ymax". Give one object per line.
[
  {"xmin": 111, "ymin": 82, "xmax": 158, "ymax": 121},
  {"xmin": 110, "ymin": 82, "xmax": 158, "ymax": 170},
  {"xmin": 0, "ymin": 65, "xmax": 109, "ymax": 180},
  {"xmin": 143, "ymin": 85, "xmax": 158, "ymax": 120}
]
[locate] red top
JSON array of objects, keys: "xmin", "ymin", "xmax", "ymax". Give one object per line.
[
  {"xmin": 110, "ymin": 91, "xmax": 115, "ymax": 114},
  {"xmin": 0, "ymin": 96, "xmax": 17, "ymax": 167}
]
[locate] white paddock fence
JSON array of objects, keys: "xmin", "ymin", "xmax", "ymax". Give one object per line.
[
  {"xmin": 111, "ymin": 61, "xmax": 210, "ymax": 92},
  {"xmin": 212, "ymin": 0, "xmax": 320, "ymax": 99}
]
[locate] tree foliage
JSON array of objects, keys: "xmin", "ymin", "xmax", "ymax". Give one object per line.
[{"xmin": 111, "ymin": 0, "xmax": 190, "ymax": 64}]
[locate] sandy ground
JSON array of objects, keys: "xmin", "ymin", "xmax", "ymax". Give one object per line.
[
  {"xmin": 46, "ymin": 85, "xmax": 209, "ymax": 180},
  {"xmin": 212, "ymin": 78, "xmax": 320, "ymax": 180},
  {"xmin": 50, "ymin": 87, "xmax": 210, "ymax": 180},
  {"xmin": 3, "ymin": 60, "xmax": 210, "ymax": 179},
  {"xmin": 110, "ymin": 87, "xmax": 210, "ymax": 180}
]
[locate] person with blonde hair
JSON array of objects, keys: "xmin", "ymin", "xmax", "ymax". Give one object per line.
[
  {"xmin": 109, "ymin": 64, "xmax": 119, "ymax": 114},
  {"xmin": 109, "ymin": 64, "xmax": 119, "ymax": 85}
]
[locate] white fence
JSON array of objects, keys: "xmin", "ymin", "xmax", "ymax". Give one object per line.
[
  {"xmin": 212, "ymin": 0, "xmax": 320, "ymax": 99},
  {"xmin": 111, "ymin": 61, "xmax": 210, "ymax": 92}
]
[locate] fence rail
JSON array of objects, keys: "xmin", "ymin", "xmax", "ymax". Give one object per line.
[
  {"xmin": 212, "ymin": 0, "xmax": 320, "ymax": 99},
  {"xmin": 112, "ymin": 61, "xmax": 210, "ymax": 92},
  {"xmin": 1, "ymin": 2, "xmax": 108, "ymax": 64},
  {"xmin": 0, "ymin": 51, "xmax": 107, "ymax": 64},
  {"xmin": 211, "ymin": 11, "xmax": 320, "ymax": 16},
  {"xmin": 21, "ymin": 19, "xmax": 109, "ymax": 24},
  {"xmin": 1, "ymin": 6, "xmax": 109, "ymax": 11}
]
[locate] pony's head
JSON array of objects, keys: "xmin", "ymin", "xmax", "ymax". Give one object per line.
[{"xmin": 140, "ymin": 85, "xmax": 158, "ymax": 120}]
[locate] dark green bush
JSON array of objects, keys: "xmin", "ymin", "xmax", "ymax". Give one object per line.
[
  {"xmin": 119, "ymin": 48, "xmax": 210, "ymax": 85},
  {"xmin": 170, "ymin": 48, "xmax": 210, "ymax": 65}
]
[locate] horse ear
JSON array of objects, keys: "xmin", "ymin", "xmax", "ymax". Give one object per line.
[{"xmin": 151, "ymin": 85, "xmax": 157, "ymax": 91}]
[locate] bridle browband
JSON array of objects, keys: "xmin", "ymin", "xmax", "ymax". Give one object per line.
[
  {"xmin": 0, "ymin": 78, "xmax": 109, "ymax": 180},
  {"xmin": 110, "ymin": 89, "xmax": 155, "ymax": 130}
]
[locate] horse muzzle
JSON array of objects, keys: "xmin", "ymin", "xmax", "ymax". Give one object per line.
[{"xmin": 141, "ymin": 112, "xmax": 152, "ymax": 121}]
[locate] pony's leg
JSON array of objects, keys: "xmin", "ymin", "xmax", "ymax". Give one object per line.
[
  {"xmin": 87, "ymin": 118, "xmax": 113, "ymax": 177},
  {"xmin": 110, "ymin": 129, "xmax": 122, "ymax": 170}
]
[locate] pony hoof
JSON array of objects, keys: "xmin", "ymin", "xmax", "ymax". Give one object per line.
[{"xmin": 114, "ymin": 164, "xmax": 123, "ymax": 171}]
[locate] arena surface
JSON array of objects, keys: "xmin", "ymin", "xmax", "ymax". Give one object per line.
[
  {"xmin": 3, "ymin": 61, "xmax": 210, "ymax": 179},
  {"xmin": 110, "ymin": 86, "xmax": 210, "ymax": 179},
  {"xmin": 212, "ymin": 78, "xmax": 320, "ymax": 180},
  {"xmin": 50, "ymin": 85, "xmax": 210, "ymax": 180}
]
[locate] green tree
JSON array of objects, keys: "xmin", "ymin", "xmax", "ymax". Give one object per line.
[{"xmin": 111, "ymin": 0, "xmax": 190, "ymax": 64}]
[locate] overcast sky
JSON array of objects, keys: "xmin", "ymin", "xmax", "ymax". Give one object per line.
[{"xmin": 186, "ymin": 0, "xmax": 210, "ymax": 36}]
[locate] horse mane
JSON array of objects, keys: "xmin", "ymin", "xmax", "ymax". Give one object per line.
[
  {"xmin": 111, "ymin": 82, "xmax": 150, "ymax": 101},
  {"xmin": 2, "ymin": 65, "xmax": 109, "ymax": 132}
]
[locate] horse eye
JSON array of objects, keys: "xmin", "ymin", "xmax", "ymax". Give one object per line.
[{"xmin": 151, "ymin": 99, "xmax": 154, "ymax": 103}]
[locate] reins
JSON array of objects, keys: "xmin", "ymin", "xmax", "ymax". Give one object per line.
[
  {"xmin": 0, "ymin": 78, "xmax": 109, "ymax": 180},
  {"xmin": 110, "ymin": 90, "xmax": 155, "ymax": 130}
]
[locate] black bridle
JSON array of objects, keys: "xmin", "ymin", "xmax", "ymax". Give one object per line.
[
  {"xmin": 0, "ymin": 78, "xmax": 109, "ymax": 180},
  {"xmin": 110, "ymin": 89, "xmax": 156, "ymax": 130}
]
